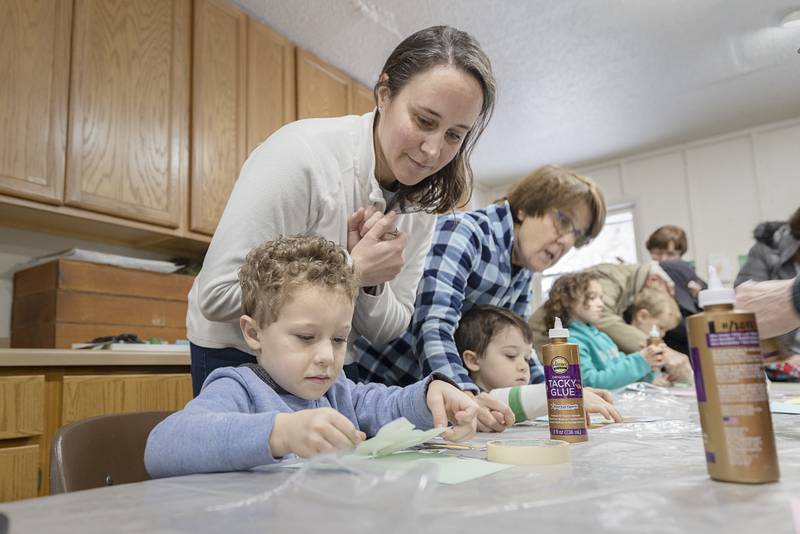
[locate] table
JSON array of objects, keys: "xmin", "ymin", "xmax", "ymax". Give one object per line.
[{"xmin": 1, "ymin": 383, "xmax": 798, "ymax": 534}]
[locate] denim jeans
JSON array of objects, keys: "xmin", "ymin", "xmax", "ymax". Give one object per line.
[{"xmin": 190, "ymin": 343, "xmax": 256, "ymax": 396}]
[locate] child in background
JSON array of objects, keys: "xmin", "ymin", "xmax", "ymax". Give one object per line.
[
  {"xmin": 145, "ymin": 236, "xmax": 478, "ymax": 478},
  {"xmin": 629, "ymin": 288, "xmax": 694, "ymax": 386},
  {"xmin": 455, "ymin": 305, "xmax": 622, "ymax": 423},
  {"xmin": 543, "ymin": 272, "xmax": 665, "ymax": 390}
]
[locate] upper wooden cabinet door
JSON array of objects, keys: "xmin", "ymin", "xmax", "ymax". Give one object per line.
[
  {"xmin": 296, "ymin": 49, "xmax": 351, "ymax": 120},
  {"xmin": 246, "ymin": 18, "xmax": 296, "ymax": 155},
  {"xmin": 0, "ymin": 0, "xmax": 72, "ymax": 204},
  {"xmin": 349, "ymin": 82, "xmax": 375, "ymax": 116},
  {"xmin": 191, "ymin": 0, "xmax": 247, "ymax": 235},
  {"xmin": 65, "ymin": 0, "xmax": 190, "ymax": 228}
]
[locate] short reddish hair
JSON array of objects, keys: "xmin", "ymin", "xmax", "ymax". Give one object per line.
[{"xmin": 646, "ymin": 225, "xmax": 688, "ymax": 256}]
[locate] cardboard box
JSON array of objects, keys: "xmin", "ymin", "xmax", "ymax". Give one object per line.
[{"xmin": 11, "ymin": 260, "xmax": 194, "ymax": 348}]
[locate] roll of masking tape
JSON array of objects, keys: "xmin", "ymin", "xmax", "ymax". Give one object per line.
[{"xmin": 487, "ymin": 439, "xmax": 571, "ymax": 465}]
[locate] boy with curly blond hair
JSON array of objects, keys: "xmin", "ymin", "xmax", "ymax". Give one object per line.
[{"xmin": 146, "ymin": 235, "xmax": 477, "ymax": 477}]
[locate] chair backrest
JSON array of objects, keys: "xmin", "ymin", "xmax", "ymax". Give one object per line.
[{"xmin": 50, "ymin": 411, "xmax": 172, "ymax": 494}]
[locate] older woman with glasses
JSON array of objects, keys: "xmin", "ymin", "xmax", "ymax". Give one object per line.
[{"xmin": 355, "ymin": 165, "xmax": 606, "ymax": 432}]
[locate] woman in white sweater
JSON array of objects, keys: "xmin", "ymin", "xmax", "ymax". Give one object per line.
[{"xmin": 188, "ymin": 26, "xmax": 497, "ymax": 394}]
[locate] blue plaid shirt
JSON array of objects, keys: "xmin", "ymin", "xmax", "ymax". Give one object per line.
[{"xmin": 355, "ymin": 201, "xmax": 545, "ymax": 392}]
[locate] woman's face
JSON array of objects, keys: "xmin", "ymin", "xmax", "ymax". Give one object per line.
[
  {"xmin": 649, "ymin": 242, "xmax": 682, "ymax": 261},
  {"xmin": 374, "ymin": 65, "xmax": 484, "ymax": 189},
  {"xmin": 512, "ymin": 203, "xmax": 592, "ymax": 273}
]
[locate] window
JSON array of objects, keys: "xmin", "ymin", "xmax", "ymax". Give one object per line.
[{"xmin": 532, "ymin": 205, "xmax": 638, "ymax": 307}]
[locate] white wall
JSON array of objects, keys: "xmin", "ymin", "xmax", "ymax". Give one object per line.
[
  {"xmin": 0, "ymin": 227, "xmax": 173, "ymax": 343},
  {"xmin": 483, "ymin": 116, "xmax": 800, "ymax": 283}
]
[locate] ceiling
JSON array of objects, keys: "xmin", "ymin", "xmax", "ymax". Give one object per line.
[{"xmin": 235, "ymin": 0, "xmax": 800, "ymax": 188}]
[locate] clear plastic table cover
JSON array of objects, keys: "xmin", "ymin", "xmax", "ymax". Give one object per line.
[{"xmin": 1, "ymin": 383, "xmax": 798, "ymax": 534}]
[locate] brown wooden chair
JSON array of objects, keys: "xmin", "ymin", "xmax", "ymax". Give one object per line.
[{"xmin": 50, "ymin": 411, "xmax": 172, "ymax": 493}]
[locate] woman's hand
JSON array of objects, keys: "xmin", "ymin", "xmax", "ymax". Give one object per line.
[
  {"xmin": 347, "ymin": 209, "xmax": 408, "ymax": 287},
  {"xmin": 662, "ymin": 348, "xmax": 694, "ymax": 384}
]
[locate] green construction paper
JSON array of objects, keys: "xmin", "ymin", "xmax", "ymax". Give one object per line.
[
  {"xmin": 355, "ymin": 417, "xmax": 444, "ymax": 458},
  {"xmin": 368, "ymin": 452, "xmax": 513, "ymax": 485}
]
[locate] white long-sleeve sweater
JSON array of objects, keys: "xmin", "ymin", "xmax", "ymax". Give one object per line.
[{"xmin": 186, "ymin": 112, "xmax": 436, "ymax": 362}]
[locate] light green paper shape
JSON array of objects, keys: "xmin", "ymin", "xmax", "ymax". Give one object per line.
[
  {"xmin": 354, "ymin": 417, "xmax": 444, "ymax": 458},
  {"xmin": 369, "ymin": 452, "xmax": 513, "ymax": 485}
]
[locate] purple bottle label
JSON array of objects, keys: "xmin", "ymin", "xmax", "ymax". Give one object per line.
[
  {"xmin": 544, "ymin": 362, "xmax": 584, "ymax": 400},
  {"xmin": 690, "ymin": 347, "xmax": 707, "ymax": 402}
]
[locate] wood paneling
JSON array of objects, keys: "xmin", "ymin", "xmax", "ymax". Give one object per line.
[
  {"xmin": 12, "ymin": 260, "xmax": 193, "ymax": 348},
  {"xmin": 0, "ymin": 376, "xmax": 45, "ymax": 439},
  {"xmin": 0, "ymin": 0, "xmax": 72, "ymax": 204},
  {"xmin": 65, "ymin": 0, "xmax": 190, "ymax": 227},
  {"xmin": 246, "ymin": 18, "xmax": 295, "ymax": 155},
  {"xmin": 13, "ymin": 260, "xmax": 193, "ymax": 300},
  {"xmin": 349, "ymin": 81, "xmax": 374, "ymax": 116},
  {"xmin": 62, "ymin": 374, "xmax": 192, "ymax": 424},
  {"xmin": 296, "ymin": 49, "xmax": 351, "ymax": 119},
  {"xmin": 0, "ymin": 445, "xmax": 40, "ymax": 501},
  {"xmin": 191, "ymin": 0, "xmax": 247, "ymax": 235},
  {"xmin": 13, "ymin": 291, "xmax": 186, "ymax": 329}
]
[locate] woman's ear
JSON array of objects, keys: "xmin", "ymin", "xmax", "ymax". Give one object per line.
[
  {"xmin": 376, "ymin": 74, "xmax": 390, "ymax": 111},
  {"xmin": 462, "ymin": 350, "xmax": 481, "ymax": 372},
  {"xmin": 240, "ymin": 315, "xmax": 262, "ymax": 351}
]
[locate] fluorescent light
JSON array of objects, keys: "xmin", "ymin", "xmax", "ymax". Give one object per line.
[{"xmin": 781, "ymin": 9, "xmax": 800, "ymax": 28}]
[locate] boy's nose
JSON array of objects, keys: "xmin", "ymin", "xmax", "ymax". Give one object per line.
[{"xmin": 313, "ymin": 342, "xmax": 334, "ymax": 364}]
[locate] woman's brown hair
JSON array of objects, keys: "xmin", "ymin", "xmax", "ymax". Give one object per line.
[
  {"xmin": 788, "ymin": 206, "xmax": 800, "ymax": 240},
  {"xmin": 374, "ymin": 25, "xmax": 496, "ymax": 214},
  {"xmin": 504, "ymin": 165, "xmax": 606, "ymax": 246},
  {"xmin": 542, "ymin": 271, "xmax": 599, "ymax": 336},
  {"xmin": 645, "ymin": 225, "xmax": 688, "ymax": 256}
]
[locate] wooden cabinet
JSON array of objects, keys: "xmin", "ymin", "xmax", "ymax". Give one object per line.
[
  {"xmin": 296, "ymin": 49, "xmax": 352, "ymax": 119},
  {"xmin": 0, "ymin": 445, "xmax": 40, "ymax": 502},
  {"xmin": 0, "ymin": 354, "xmax": 192, "ymax": 503},
  {"xmin": 64, "ymin": 0, "xmax": 190, "ymax": 228},
  {"xmin": 246, "ymin": 18, "xmax": 296, "ymax": 154},
  {"xmin": 190, "ymin": 0, "xmax": 247, "ymax": 235},
  {"xmin": 0, "ymin": 375, "xmax": 45, "ymax": 439},
  {"xmin": 0, "ymin": 0, "xmax": 72, "ymax": 204},
  {"xmin": 62, "ymin": 374, "xmax": 192, "ymax": 425},
  {"xmin": 0, "ymin": 371, "xmax": 45, "ymax": 502},
  {"xmin": 0, "ymin": 0, "xmax": 371, "ymax": 250},
  {"xmin": 349, "ymin": 81, "xmax": 375, "ymax": 116}
]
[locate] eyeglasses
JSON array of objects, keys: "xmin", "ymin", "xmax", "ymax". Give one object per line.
[{"xmin": 553, "ymin": 210, "xmax": 591, "ymax": 248}]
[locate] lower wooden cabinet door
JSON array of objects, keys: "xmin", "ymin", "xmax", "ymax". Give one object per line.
[
  {"xmin": 0, "ymin": 444, "xmax": 40, "ymax": 502},
  {"xmin": 62, "ymin": 374, "xmax": 192, "ymax": 425}
]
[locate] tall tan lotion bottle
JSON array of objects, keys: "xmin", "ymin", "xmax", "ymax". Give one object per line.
[{"xmin": 686, "ymin": 267, "xmax": 779, "ymax": 483}]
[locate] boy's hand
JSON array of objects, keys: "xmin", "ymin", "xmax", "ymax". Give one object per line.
[
  {"xmin": 641, "ymin": 344, "xmax": 665, "ymax": 369},
  {"xmin": 470, "ymin": 392, "xmax": 515, "ymax": 433},
  {"xmin": 270, "ymin": 409, "xmax": 366, "ymax": 458},
  {"xmin": 426, "ymin": 381, "xmax": 479, "ymax": 442},
  {"xmin": 583, "ymin": 387, "xmax": 622, "ymax": 423}
]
